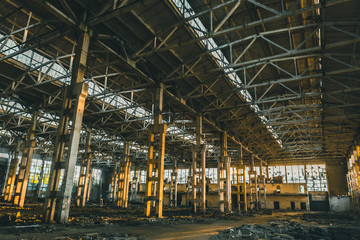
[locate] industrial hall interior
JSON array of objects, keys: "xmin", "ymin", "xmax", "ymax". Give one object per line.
[{"xmin": 0, "ymin": 0, "xmax": 359, "ymax": 239}]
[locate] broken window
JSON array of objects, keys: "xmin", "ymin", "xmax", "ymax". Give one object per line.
[
  {"xmin": 268, "ymin": 166, "xmax": 286, "ymax": 183},
  {"xmin": 27, "ymin": 158, "xmax": 43, "ymax": 193},
  {"xmin": 164, "ymin": 169, "xmax": 173, "ymax": 182},
  {"xmin": 177, "ymin": 169, "xmax": 189, "ymax": 184},
  {"xmin": 205, "ymin": 168, "xmax": 217, "ymax": 184},
  {"xmin": 286, "ymin": 165, "xmax": 306, "ymax": 183},
  {"xmin": 306, "ymin": 164, "xmax": 328, "ymax": 192},
  {"xmin": 92, "ymin": 169, "xmax": 102, "ymax": 186}
]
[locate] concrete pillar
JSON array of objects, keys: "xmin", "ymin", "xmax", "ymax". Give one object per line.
[
  {"xmin": 13, "ymin": 111, "xmax": 38, "ymax": 207},
  {"xmin": 224, "ymin": 133, "xmax": 231, "ymax": 212},
  {"xmin": 236, "ymin": 146, "xmax": 247, "ymax": 212},
  {"xmin": 192, "ymin": 114, "xmax": 206, "ymax": 213},
  {"xmin": 200, "ymin": 146, "xmax": 206, "ymax": 213},
  {"xmin": 117, "ymin": 141, "xmax": 131, "ymax": 208},
  {"xmin": 83, "ymin": 146, "xmax": 93, "ymax": 203},
  {"xmin": 36, "ymin": 156, "xmax": 46, "ymax": 198},
  {"xmin": 218, "ymin": 155, "xmax": 224, "ymax": 212},
  {"xmin": 76, "ymin": 131, "xmax": 92, "ymax": 207},
  {"xmin": 1, "ymin": 151, "xmax": 11, "ymax": 197},
  {"xmin": 170, "ymin": 159, "xmax": 178, "ymax": 207},
  {"xmin": 259, "ymin": 161, "xmax": 267, "ymax": 209},
  {"xmin": 248, "ymin": 154, "xmax": 259, "ymax": 210},
  {"xmin": 124, "ymin": 145, "xmax": 131, "ymax": 207},
  {"xmin": 186, "ymin": 166, "xmax": 192, "ymax": 207},
  {"xmin": 218, "ymin": 131, "xmax": 231, "ymax": 212},
  {"xmin": 44, "ymin": 25, "xmax": 91, "ymax": 223},
  {"xmin": 110, "ymin": 161, "xmax": 118, "ymax": 201},
  {"xmin": 144, "ymin": 83, "xmax": 167, "ymax": 217},
  {"xmin": 3, "ymin": 141, "xmax": 21, "ymax": 201},
  {"xmin": 86, "ymin": 169, "xmax": 92, "ymax": 201},
  {"xmin": 130, "ymin": 167, "xmax": 139, "ymax": 202}
]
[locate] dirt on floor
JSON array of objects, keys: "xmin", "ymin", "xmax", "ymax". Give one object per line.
[{"xmin": 1, "ymin": 201, "xmax": 360, "ymax": 240}]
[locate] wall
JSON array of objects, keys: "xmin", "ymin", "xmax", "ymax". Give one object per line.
[
  {"xmin": 266, "ymin": 183, "xmax": 307, "ymax": 195},
  {"xmin": 130, "ymin": 183, "xmax": 310, "ymax": 211},
  {"xmin": 326, "ymin": 161, "xmax": 348, "ymax": 196},
  {"xmin": 329, "ymin": 196, "xmax": 351, "ymax": 212},
  {"xmin": 263, "ymin": 183, "xmax": 308, "ymax": 210},
  {"xmin": 265, "ymin": 195, "xmax": 308, "ymax": 210}
]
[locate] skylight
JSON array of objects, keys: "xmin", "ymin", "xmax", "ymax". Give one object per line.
[{"xmin": 171, "ymin": 0, "xmax": 283, "ymax": 147}]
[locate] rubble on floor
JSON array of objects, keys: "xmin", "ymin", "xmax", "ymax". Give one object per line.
[
  {"xmin": 210, "ymin": 218, "xmax": 360, "ymax": 240},
  {"xmin": 2, "ymin": 201, "xmax": 360, "ymax": 240},
  {"xmin": 48, "ymin": 232, "xmax": 143, "ymax": 240},
  {"xmin": 0, "ymin": 202, "xmax": 239, "ymax": 227}
]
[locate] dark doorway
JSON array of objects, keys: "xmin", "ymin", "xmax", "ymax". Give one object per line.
[
  {"xmin": 300, "ymin": 202, "xmax": 306, "ymax": 210},
  {"xmin": 177, "ymin": 193, "xmax": 182, "ymax": 206},
  {"xmin": 231, "ymin": 194, "xmax": 237, "ymax": 211},
  {"xmin": 274, "ymin": 201, "xmax": 280, "ymax": 210},
  {"xmin": 309, "ymin": 194, "xmax": 330, "ymax": 211},
  {"xmin": 291, "ymin": 202, "xmax": 295, "ymax": 210}
]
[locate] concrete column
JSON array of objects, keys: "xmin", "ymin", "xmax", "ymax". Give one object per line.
[
  {"xmin": 3, "ymin": 141, "xmax": 21, "ymax": 201},
  {"xmin": 124, "ymin": 144, "xmax": 131, "ymax": 207},
  {"xmin": 76, "ymin": 131, "xmax": 92, "ymax": 207},
  {"xmin": 201, "ymin": 145, "xmax": 206, "ymax": 213},
  {"xmin": 218, "ymin": 131, "xmax": 231, "ymax": 212},
  {"xmin": 169, "ymin": 159, "xmax": 178, "ymax": 207},
  {"xmin": 117, "ymin": 142, "xmax": 131, "ymax": 208},
  {"xmin": 144, "ymin": 83, "xmax": 167, "ymax": 217},
  {"xmin": 191, "ymin": 154, "xmax": 197, "ymax": 210},
  {"xmin": 224, "ymin": 132, "xmax": 231, "ymax": 212},
  {"xmin": 110, "ymin": 161, "xmax": 118, "ymax": 201},
  {"xmin": 218, "ymin": 156, "xmax": 225, "ymax": 212},
  {"xmin": 236, "ymin": 146, "xmax": 247, "ymax": 212},
  {"xmin": 130, "ymin": 167, "xmax": 139, "ymax": 202},
  {"xmin": 83, "ymin": 144, "xmax": 93, "ymax": 205},
  {"xmin": 191, "ymin": 114, "xmax": 206, "ymax": 213},
  {"xmin": 13, "ymin": 111, "xmax": 38, "ymax": 207},
  {"xmin": 86, "ymin": 169, "xmax": 92, "ymax": 201},
  {"xmin": 248, "ymin": 154, "xmax": 259, "ymax": 210},
  {"xmin": 44, "ymin": 24, "xmax": 91, "ymax": 223},
  {"xmin": 186, "ymin": 166, "xmax": 192, "ymax": 207},
  {"xmin": 36, "ymin": 156, "xmax": 46, "ymax": 198},
  {"xmin": 2, "ymin": 149, "xmax": 12, "ymax": 197},
  {"xmin": 173, "ymin": 164, "xmax": 178, "ymax": 207}
]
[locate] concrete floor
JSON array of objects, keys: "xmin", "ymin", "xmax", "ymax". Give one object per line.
[{"xmin": 0, "ymin": 202, "xmax": 359, "ymax": 239}]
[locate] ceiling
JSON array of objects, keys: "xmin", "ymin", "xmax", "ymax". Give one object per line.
[{"xmin": 0, "ymin": 0, "xmax": 359, "ymax": 168}]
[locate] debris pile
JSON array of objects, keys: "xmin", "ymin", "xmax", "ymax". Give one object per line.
[
  {"xmin": 210, "ymin": 219, "xmax": 360, "ymax": 240},
  {"xmin": 55, "ymin": 232, "xmax": 143, "ymax": 240}
]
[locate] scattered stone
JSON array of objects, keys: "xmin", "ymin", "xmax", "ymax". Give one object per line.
[{"xmin": 210, "ymin": 219, "xmax": 360, "ymax": 240}]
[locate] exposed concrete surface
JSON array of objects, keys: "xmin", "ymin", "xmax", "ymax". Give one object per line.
[
  {"xmin": 329, "ymin": 196, "xmax": 351, "ymax": 212},
  {"xmin": 1, "ymin": 202, "xmax": 360, "ymax": 239}
]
